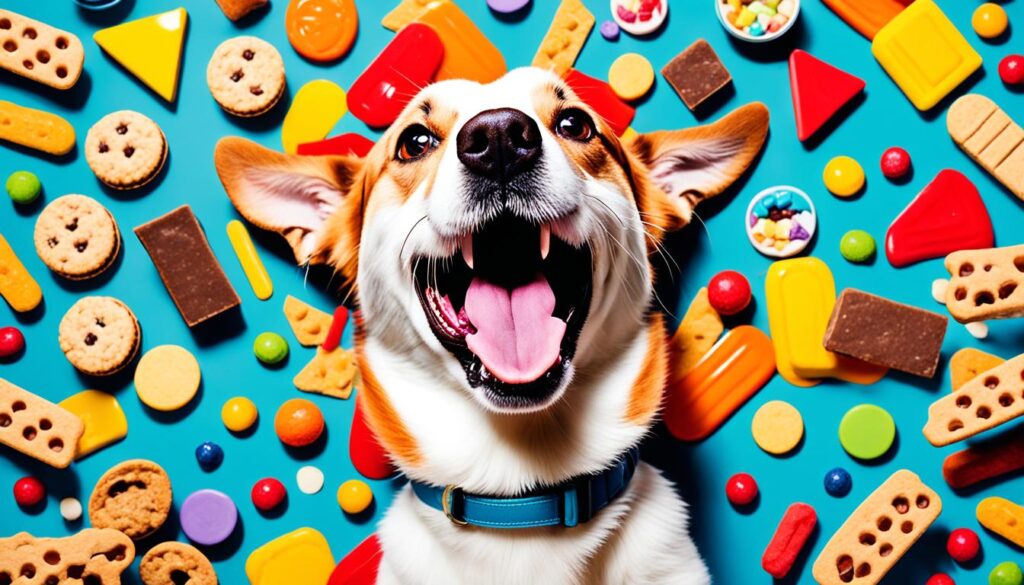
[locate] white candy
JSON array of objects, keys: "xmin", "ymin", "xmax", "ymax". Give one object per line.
[
  {"xmin": 778, "ymin": 0, "xmax": 796, "ymax": 17},
  {"xmin": 965, "ymin": 321, "xmax": 989, "ymax": 340},
  {"xmin": 931, "ymin": 278, "xmax": 949, "ymax": 304},
  {"xmin": 60, "ymin": 497, "xmax": 82, "ymax": 522},
  {"xmin": 757, "ymin": 13, "xmax": 771, "ymax": 28},
  {"xmin": 296, "ymin": 465, "xmax": 325, "ymax": 495}
]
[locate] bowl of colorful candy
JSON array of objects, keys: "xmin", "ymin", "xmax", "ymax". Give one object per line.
[
  {"xmin": 716, "ymin": 0, "xmax": 799, "ymax": 42},
  {"xmin": 611, "ymin": 0, "xmax": 668, "ymax": 36}
]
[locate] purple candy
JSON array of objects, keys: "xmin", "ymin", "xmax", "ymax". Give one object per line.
[
  {"xmin": 487, "ymin": 0, "xmax": 530, "ymax": 14},
  {"xmin": 750, "ymin": 213, "xmax": 759, "ymax": 228},
  {"xmin": 600, "ymin": 20, "xmax": 621, "ymax": 40},
  {"xmin": 790, "ymin": 223, "xmax": 810, "ymax": 241},
  {"xmin": 180, "ymin": 489, "xmax": 237, "ymax": 546}
]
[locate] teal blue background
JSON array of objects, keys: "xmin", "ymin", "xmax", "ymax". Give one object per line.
[{"xmin": 2, "ymin": 0, "xmax": 1023, "ymax": 582}]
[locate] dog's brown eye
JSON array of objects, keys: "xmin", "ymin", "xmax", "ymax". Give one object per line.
[
  {"xmin": 555, "ymin": 108, "xmax": 594, "ymax": 142},
  {"xmin": 396, "ymin": 124, "xmax": 438, "ymax": 161}
]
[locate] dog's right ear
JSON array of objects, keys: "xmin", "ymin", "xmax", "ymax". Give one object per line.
[{"xmin": 214, "ymin": 137, "xmax": 362, "ymax": 265}]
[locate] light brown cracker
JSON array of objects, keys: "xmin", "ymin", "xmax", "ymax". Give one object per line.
[
  {"xmin": 924, "ymin": 352, "xmax": 1024, "ymax": 447},
  {"xmin": 140, "ymin": 541, "xmax": 217, "ymax": 585},
  {"xmin": 944, "ymin": 244, "xmax": 1024, "ymax": 323},
  {"xmin": 0, "ymin": 377, "xmax": 84, "ymax": 468},
  {"xmin": 0, "ymin": 529, "xmax": 134, "ymax": 585},
  {"xmin": 950, "ymin": 348, "xmax": 1005, "ymax": 391},
  {"xmin": 58, "ymin": 296, "xmax": 140, "ymax": 376},
  {"xmin": 531, "ymin": 0, "xmax": 594, "ymax": 76},
  {"xmin": 85, "ymin": 110, "xmax": 167, "ymax": 190},
  {"xmin": 89, "ymin": 459, "xmax": 173, "ymax": 540},
  {"xmin": 0, "ymin": 10, "xmax": 84, "ymax": 90},
  {"xmin": 206, "ymin": 36, "xmax": 285, "ymax": 117},
  {"xmin": 947, "ymin": 94, "xmax": 1024, "ymax": 200},
  {"xmin": 294, "ymin": 347, "xmax": 357, "ymax": 399},
  {"xmin": 283, "ymin": 295, "xmax": 332, "ymax": 346},
  {"xmin": 669, "ymin": 288, "xmax": 724, "ymax": 383},
  {"xmin": 34, "ymin": 195, "xmax": 121, "ymax": 280}
]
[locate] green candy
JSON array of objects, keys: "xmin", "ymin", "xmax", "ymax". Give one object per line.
[
  {"xmin": 991, "ymin": 562, "xmax": 1024, "ymax": 585},
  {"xmin": 5, "ymin": 171, "xmax": 41, "ymax": 204},
  {"xmin": 253, "ymin": 332, "xmax": 289, "ymax": 365},
  {"xmin": 840, "ymin": 229, "xmax": 876, "ymax": 263}
]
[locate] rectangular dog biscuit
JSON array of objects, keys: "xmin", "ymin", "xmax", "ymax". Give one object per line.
[
  {"xmin": 0, "ymin": 10, "xmax": 84, "ymax": 90},
  {"xmin": 0, "ymin": 529, "xmax": 134, "ymax": 583},
  {"xmin": 924, "ymin": 353, "xmax": 1024, "ymax": 446},
  {"xmin": 812, "ymin": 470, "xmax": 941, "ymax": 585},
  {"xmin": 0, "ymin": 378, "xmax": 84, "ymax": 468},
  {"xmin": 0, "ymin": 100, "xmax": 75, "ymax": 156},
  {"xmin": 943, "ymin": 244, "xmax": 1024, "ymax": 323},
  {"xmin": 531, "ymin": 0, "xmax": 594, "ymax": 77},
  {"xmin": 669, "ymin": 288, "xmax": 723, "ymax": 383},
  {"xmin": 0, "ymin": 233, "xmax": 43, "ymax": 313},
  {"xmin": 948, "ymin": 94, "xmax": 1024, "ymax": 200}
]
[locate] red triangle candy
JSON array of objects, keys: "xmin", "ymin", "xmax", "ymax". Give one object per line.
[
  {"xmin": 328, "ymin": 535, "xmax": 382, "ymax": 585},
  {"xmin": 789, "ymin": 50, "xmax": 865, "ymax": 141},
  {"xmin": 885, "ymin": 169, "xmax": 994, "ymax": 268}
]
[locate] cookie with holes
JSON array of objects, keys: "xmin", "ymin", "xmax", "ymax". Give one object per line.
[
  {"xmin": 206, "ymin": 36, "xmax": 285, "ymax": 117},
  {"xmin": 58, "ymin": 296, "xmax": 140, "ymax": 376},
  {"xmin": 34, "ymin": 195, "xmax": 121, "ymax": 280},
  {"xmin": 89, "ymin": 459, "xmax": 173, "ymax": 541},
  {"xmin": 140, "ymin": 542, "xmax": 217, "ymax": 585},
  {"xmin": 85, "ymin": 110, "xmax": 167, "ymax": 190}
]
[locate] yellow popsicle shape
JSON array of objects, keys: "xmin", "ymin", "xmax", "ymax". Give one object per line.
[
  {"xmin": 872, "ymin": 0, "xmax": 981, "ymax": 111},
  {"xmin": 246, "ymin": 528, "xmax": 335, "ymax": 585},
  {"xmin": 59, "ymin": 390, "xmax": 128, "ymax": 459},
  {"xmin": 0, "ymin": 233, "xmax": 43, "ymax": 313},
  {"xmin": 281, "ymin": 80, "xmax": 347, "ymax": 154},
  {"xmin": 94, "ymin": 8, "xmax": 188, "ymax": 103},
  {"xmin": 227, "ymin": 220, "xmax": 272, "ymax": 300},
  {"xmin": 977, "ymin": 497, "xmax": 1024, "ymax": 548}
]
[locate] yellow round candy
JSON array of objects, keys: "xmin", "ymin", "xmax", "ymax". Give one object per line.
[
  {"xmin": 823, "ymin": 155, "xmax": 865, "ymax": 197},
  {"xmin": 134, "ymin": 345, "xmax": 201, "ymax": 411},
  {"xmin": 973, "ymin": 3, "xmax": 1008, "ymax": 39},
  {"xmin": 222, "ymin": 397, "xmax": 258, "ymax": 432},
  {"xmin": 608, "ymin": 53, "xmax": 655, "ymax": 102},
  {"xmin": 337, "ymin": 479, "xmax": 373, "ymax": 515},
  {"xmin": 751, "ymin": 400, "xmax": 804, "ymax": 455}
]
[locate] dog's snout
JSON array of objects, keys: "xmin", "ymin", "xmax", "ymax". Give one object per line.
[{"xmin": 457, "ymin": 108, "xmax": 541, "ymax": 182}]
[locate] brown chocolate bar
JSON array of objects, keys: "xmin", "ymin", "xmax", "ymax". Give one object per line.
[
  {"xmin": 823, "ymin": 288, "xmax": 947, "ymax": 378},
  {"xmin": 135, "ymin": 206, "xmax": 240, "ymax": 327},
  {"xmin": 943, "ymin": 427, "xmax": 1024, "ymax": 489},
  {"xmin": 661, "ymin": 39, "xmax": 732, "ymax": 111}
]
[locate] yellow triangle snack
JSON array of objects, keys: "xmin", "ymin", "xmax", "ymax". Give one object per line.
[
  {"xmin": 293, "ymin": 347, "xmax": 357, "ymax": 399},
  {"xmin": 283, "ymin": 295, "xmax": 332, "ymax": 346},
  {"xmin": 93, "ymin": 8, "xmax": 188, "ymax": 102},
  {"xmin": 950, "ymin": 348, "xmax": 1004, "ymax": 391}
]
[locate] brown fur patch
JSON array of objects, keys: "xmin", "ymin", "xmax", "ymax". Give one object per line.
[{"xmin": 624, "ymin": 313, "xmax": 669, "ymax": 426}]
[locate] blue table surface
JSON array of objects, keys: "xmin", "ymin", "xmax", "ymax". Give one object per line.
[{"xmin": 2, "ymin": 0, "xmax": 1023, "ymax": 583}]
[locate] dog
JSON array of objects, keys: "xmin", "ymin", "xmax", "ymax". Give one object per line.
[{"xmin": 215, "ymin": 67, "xmax": 768, "ymax": 584}]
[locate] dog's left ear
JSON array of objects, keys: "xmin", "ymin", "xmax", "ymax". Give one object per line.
[{"xmin": 628, "ymin": 102, "xmax": 769, "ymax": 231}]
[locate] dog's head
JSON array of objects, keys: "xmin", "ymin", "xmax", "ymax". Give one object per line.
[{"xmin": 216, "ymin": 68, "xmax": 767, "ymax": 489}]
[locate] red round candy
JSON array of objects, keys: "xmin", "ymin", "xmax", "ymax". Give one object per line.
[
  {"xmin": 707, "ymin": 271, "xmax": 751, "ymax": 316},
  {"xmin": 947, "ymin": 527, "xmax": 980, "ymax": 563},
  {"xmin": 251, "ymin": 477, "xmax": 287, "ymax": 511},
  {"xmin": 880, "ymin": 147, "xmax": 911, "ymax": 180},
  {"xmin": 725, "ymin": 472, "xmax": 758, "ymax": 506},
  {"xmin": 926, "ymin": 573, "xmax": 955, "ymax": 585},
  {"xmin": 0, "ymin": 326, "xmax": 24, "ymax": 359},
  {"xmin": 999, "ymin": 55, "xmax": 1024, "ymax": 86},
  {"xmin": 13, "ymin": 476, "xmax": 45, "ymax": 507}
]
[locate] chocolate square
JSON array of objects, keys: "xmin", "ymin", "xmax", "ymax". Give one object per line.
[{"xmin": 661, "ymin": 39, "xmax": 732, "ymax": 111}]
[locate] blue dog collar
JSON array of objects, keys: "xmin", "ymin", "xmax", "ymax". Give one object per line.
[{"xmin": 410, "ymin": 446, "xmax": 640, "ymax": 529}]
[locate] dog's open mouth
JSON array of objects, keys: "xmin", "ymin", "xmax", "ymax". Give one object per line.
[{"xmin": 413, "ymin": 214, "xmax": 592, "ymax": 410}]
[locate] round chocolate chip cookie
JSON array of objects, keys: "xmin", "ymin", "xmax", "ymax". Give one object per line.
[
  {"xmin": 140, "ymin": 542, "xmax": 218, "ymax": 585},
  {"xmin": 58, "ymin": 296, "xmax": 140, "ymax": 376},
  {"xmin": 34, "ymin": 194, "xmax": 121, "ymax": 280},
  {"xmin": 85, "ymin": 110, "xmax": 168, "ymax": 190},
  {"xmin": 207, "ymin": 36, "xmax": 285, "ymax": 117},
  {"xmin": 89, "ymin": 459, "xmax": 173, "ymax": 540}
]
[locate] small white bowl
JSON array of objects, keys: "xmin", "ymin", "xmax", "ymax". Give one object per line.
[{"xmin": 715, "ymin": 0, "xmax": 801, "ymax": 43}]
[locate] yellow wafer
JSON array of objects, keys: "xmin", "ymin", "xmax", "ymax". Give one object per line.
[
  {"xmin": 0, "ymin": 233, "xmax": 42, "ymax": 313},
  {"xmin": 0, "ymin": 100, "xmax": 75, "ymax": 156},
  {"xmin": 532, "ymin": 0, "xmax": 594, "ymax": 76},
  {"xmin": 227, "ymin": 220, "xmax": 272, "ymax": 300}
]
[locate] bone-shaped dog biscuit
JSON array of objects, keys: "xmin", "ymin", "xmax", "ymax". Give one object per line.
[
  {"xmin": 947, "ymin": 94, "xmax": 1024, "ymax": 201},
  {"xmin": 812, "ymin": 470, "xmax": 941, "ymax": 585},
  {"xmin": 0, "ymin": 378, "xmax": 83, "ymax": 468},
  {"xmin": 944, "ymin": 244, "xmax": 1024, "ymax": 323},
  {"xmin": 0, "ymin": 529, "xmax": 134, "ymax": 585},
  {"xmin": 0, "ymin": 10, "xmax": 84, "ymax": 90},
  {"xmin": 924, "ymin": 353, "xmax": 1024, "ymax": 447}
]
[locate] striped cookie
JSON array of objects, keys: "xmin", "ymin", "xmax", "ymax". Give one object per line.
[{"xmin": 947, "ymin": 94, "xmax": 1024, "ymax": 200}]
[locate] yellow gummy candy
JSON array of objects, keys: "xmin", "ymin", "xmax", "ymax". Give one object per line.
[
  {"xmin": 736, "ymin": 7, "xmax": 757, "ymax": 27},
  {"xmin": 246, "ymin": 528, "xmax": 335, "ymax": 585},
  {"xmin": 977, "ymin": 497, "xmax": 1024, "ymax": 548},
  {"xmin": 59, "ymin": 390, "xmax": 127, "ymax": 459},
  {"xmin": 227, "ymin": 220, "xmax": 272, "ymax": 301},
  {"xmin": 281, "ymin": 80, "xmax": 347, "ymax": 154}
]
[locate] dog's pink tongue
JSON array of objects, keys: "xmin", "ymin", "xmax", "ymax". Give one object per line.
[{"xmin": 464, "ymin": 275, "xmax": 566, "ymax": 384}]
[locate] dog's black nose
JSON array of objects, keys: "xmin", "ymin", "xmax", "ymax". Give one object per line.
[{"xmin": 457, "ymin": 108, "xmax": 542, "ymax": 182}]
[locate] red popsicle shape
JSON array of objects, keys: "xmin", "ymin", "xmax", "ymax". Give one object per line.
[
  {"xmin": 347, "ymin": 23, "xmax": 444, "ymax": 128},
  {"xmin": 789, "ymin": 50, "xmax": 865, "ymax": 141},
  {"xmin": 564, "ymin": 69, "xmax": 635, "ymax": 137},
  {"xmin": 762, "ymin": 503, "xmax": 818, "ymax": 579},
  {"xmin": 328, "ymin": 534, "xmax": 382, "ymax": 585},
  {"xmin": 350, "ymin": 396, "xmax": 397, "ymax": 480},
  {"xmin": 885, "ymin": 169, "xmax": 994, "ymax": 268},
  {"xmin": 297, "ymin": 134, "xmax": 375, "ymax": 157}
]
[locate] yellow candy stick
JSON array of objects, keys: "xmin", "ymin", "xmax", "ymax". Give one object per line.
[
  {"xmin": 0, "ymin": 233, "xmax": 43, "ymax": 313},
  {"xmin": 227, "ymin": 220, "xmax": 272, "ymax": 301},
  {"xmin": 977, "ymin": 497, "xmax": 1024, "ymax": 548}
]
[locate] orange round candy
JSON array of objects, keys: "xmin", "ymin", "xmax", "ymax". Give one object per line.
[
  {"xmin": 274, "ymin": 398, "xmax": 325, "ymax": 447},
  {"xmin": 286, "ymin": 0, "xmax": 359, "ymax": 62}
]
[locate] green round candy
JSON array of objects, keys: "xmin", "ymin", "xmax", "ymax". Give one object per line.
[
  {"xmin": 840, "ymin": 229, "xmax": 876, "ymax": 263},
  {"xmin": 991, "ymin": 562, "xmax": 1024, "ymax": 585},
  {"xmin": 838, "ymin": 404, "xmax": 895, "ymax": 460},
  {"xmin": 253, "ymin": 332, "xmax": 289, "ymax": 365},
  {"xmin": 5, "ymin": 171, "xmax": 41, "ymax": 204}
]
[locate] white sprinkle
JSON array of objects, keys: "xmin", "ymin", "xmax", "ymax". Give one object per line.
[
  {"xmin": 59, "ymin": 497, "xmax": 82, "ymax": 521},
  {"xmin": 296, "ymin": 465, "xmax": 324, "ymax": 495},
  {"xmin": 931, "ymin": 278, "xmax": 949, "ymax": 304},
  {"xmin": 966, "ymin": 321, "xmax": 989, "ymax": 339}
]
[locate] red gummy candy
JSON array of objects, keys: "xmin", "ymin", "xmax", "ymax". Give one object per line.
[
  {"xmin": 328, "ymin": 534, "xmax": 382, "ymax": 585},
  {"xmin": 347, "ymin": 23, "xmax": 444, "ymax": 128},
  {"xmin": 885, "ymin": 169, "xmax": 994, "ymax": 268},
  {"xmin": 999, "ymin": 55, "xmax": 1024, "ymax": 86},
  {"xmin": 880, "ymin": 147, "xmax": 911, "ymax": 180},
  {"xmin": 350, "ymin": 397, "xmax": 397, "ymax": 480},
  {"xmin": 0, "ymin": 326, "xmax": 24, "ymax": 359},
  {"xmin": 707, "ymin": 270, "xmax": 752, "ymax": 316},
  {"xmin": 926, "ymin": 574, "xmax": 955, "ymax": 585},
  {"xmin": 947, "ymin": 528, "xmax": 981, "ymax": 563},
  {"xmin": 789, "ymin": 50, "xmax": 865, "ymax": 142},
  {"xmin": 251, "ymin": 477, "xmax": 287, "ymax": 512},
  {"xmin": 616, "ymin": 4, "xmax": 638, "ymax": 23},
  {"xmin": 297, "ymin": 133, "xmax": 375, "ymax": 158},
  {"xmin": 13, "ymin": 476, "xmax": 45, "ymax": 507},
  {"xmin": 725, "ymin": 472, "xmax": 758, "ymax": 506},
  {"xmin": 563, "ymin": 69, "xmax": 635, "ymax": 137},
  {"xmin": 762, "ymin": 503, "xmax": 818, "ymax": 579},
  {"xmin": 321, "ymin": 305, "xmax": 350, "ymax": 353}
]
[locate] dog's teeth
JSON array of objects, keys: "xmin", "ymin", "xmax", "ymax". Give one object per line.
[
  {"xmin": 461, "ymin": 234, "xmax": 474, "ymax": 269},
  {"xmin": 540, "ymin": 223, "xmax": 551, "ymax": 260}
]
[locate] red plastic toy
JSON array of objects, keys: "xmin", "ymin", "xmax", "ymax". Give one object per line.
[
  {"xmin": 347, "ymin": 23, "xmax": 444, "ymax": 128},
  {"xmin": 328, "ymin": 534, "xmax": 382, "ymax": 585},
  {"xmin": 762, "ymin": 503, "xmax": 817, "ymax": 579},
  {"xmin": 297, "ymin": 134, "xmax": 375, "ymax": 158},
  {"xmin": 349, "ymin": 397, "xmax": 397, "ymax": 480},
  {"xmin": 563, "ymin": 69, "xmax": 636, "ymax": 137},
  {"xmin": 885, "ymin": 169, "xmax": 994, "ymax": 268},
  {"xmin": 788, "ymin": 50, "xmax": 865, "ymax": 142}
]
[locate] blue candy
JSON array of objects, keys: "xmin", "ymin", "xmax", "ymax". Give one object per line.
[
  {"xmin": 775, "ymin": 190, "xmax": 793, "ymax": 209},
  {"xmin": 748, "ymin": 22, "xmax": 765, "ymax": 36},
  {"xmin": 195, "ymin": 441, "xmax": 224, "ymax": 471},
  {"xmin": 824, "ymin": 467, "xmax": 852, "ymax": 497}
]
